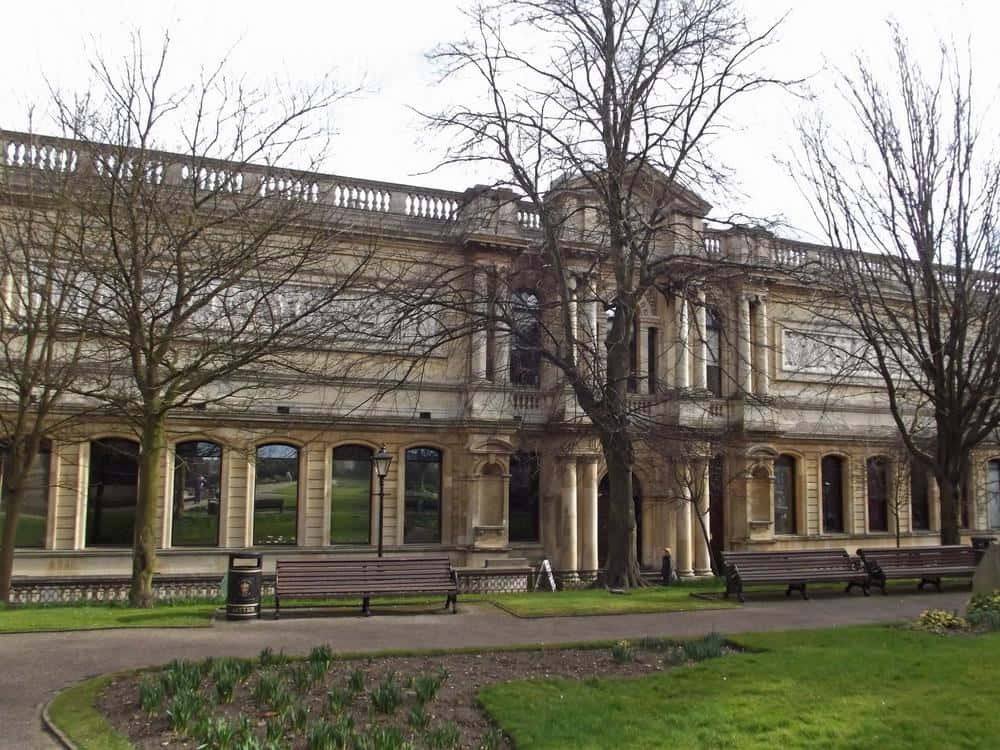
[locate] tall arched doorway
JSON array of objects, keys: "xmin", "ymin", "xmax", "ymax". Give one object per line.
[{"xmin": 597, "ymin": 474, "xmax": 642, "ymax": 567}]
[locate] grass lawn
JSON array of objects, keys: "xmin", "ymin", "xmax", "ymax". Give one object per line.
[
  {"xmin": 47, "ymin": 674, "xmax": 131, "ymax": 750},
  {"xmin": 0, "ymin": 602, "xmax": 216, "ymax": 633},
  {"xmin": 480, "ymin": 625, "xmax": 1000, "ymax": 749},
  {"xmin": 491, "ymin": 580, "xmax": 735, "ymax": 617}
]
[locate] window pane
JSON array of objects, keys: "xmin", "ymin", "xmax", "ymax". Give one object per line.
[
  {"xmin": 87, "ymin": 439, "xmax": 139, "ymax": 547},
  {"xmin": 0, "ymin": 442, "xmax": 51, "ymax": 548},
  {"xmin": 867, "ymin": 457, "xmax": 888, "ymax": 532},
  {"xmin": 332, "ymin": 445, "xmax": 372, "ymax": 544},
  {"xmin": 774, "ymin": 455, "xmax": 796, "ymax": 535},
  {"xmin": 404, "ymin": 447, "xmax": 441, "ymax": 543},
  {"xmin": 509, "ymin": 452, "xmax": 540, "ymax": 542},
  {"xmin": 989, "ymin": 460, "xmax": 1000, "ymax": 530},
  {"xmin": 511, "ymin": 290, "xmax": 541, "ymax": 386},
  {"xmin": 911, "ymin": 462, "xmax": 930, "ymax": 531},
  {"xmin": 172, "ymin": 441, "xmax": 221, "ymax": 547},
  {"xmin": 254, "ymin": 444, "xmax": 298, "ymax": 545},
  {"xmin": 821, "ymin": 456, "xmax": 844, "ymax": 533}
]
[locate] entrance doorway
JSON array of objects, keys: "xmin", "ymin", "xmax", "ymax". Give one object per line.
[{"xmin": 597, "ymin": 474, "xmax": 642, "ymax": 567}]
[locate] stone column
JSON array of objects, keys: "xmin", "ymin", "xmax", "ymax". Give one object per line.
[
  {"xmin": 560, "ymin": 457, "xmax": 579, "ymax": 572},
  {"xmin": 577, "ymin": 282, "xmax": 599, "ymax": 377},
  {"xmin": 693, "ymin": 460, "xmax": 712, "ymax": 575},
  {"xmin": 754, "ymin": 296, "xmax": 770, "ymax": 397},
  {"xmin": 636, "ymin": 318, "xmax": 649, "ymax": 394},
  {"xmin": 738, "ymin": 294, "xmax": 752, "ymax": 394},
  {"xmin": 674, "ymin": 294, "xmax": 690, "ymax": 389},
  {"xmin": 929, "ymin": 479, "xmax": 941, "ymax": 532},
  {"xmin": 494, "ymin": 281, "xmax": 510, "ymax": 383},
  {"xmin": 577, "ymin": 458, "xmax": 599, "ymax": 571},
  {"xmin": 693, "ymin": 290, "xmax": 707, "ymax": 390},
  {"xmin": 471, "ymin": 266, "xmax": 488, "ymax": 380},
  {"xmin": 676, "ymin": 465, "xmax": 694, "ymax": 577},
  {"xmin": 567, "ymin": 275, "xmax": 579, "ymax": 367}
]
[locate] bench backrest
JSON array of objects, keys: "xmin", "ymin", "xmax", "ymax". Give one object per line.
[
  {"xmin": 857, "ymin": 546, "xmax": 976, "ymax": 569},
  {"xmin": 721, "ymin": 549, "xmax": 853, "ymax": 574},
  {"xmin": 276, "ymin": 557, "xmax": 456, "ymax": 593}
]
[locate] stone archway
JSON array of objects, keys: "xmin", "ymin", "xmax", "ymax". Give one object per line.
[{"xmin": 597, "ymin": 473, "xmax": 643, "ymax": 568}]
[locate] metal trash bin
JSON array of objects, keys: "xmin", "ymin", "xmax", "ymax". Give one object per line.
[
  {"xmin": 971, "ymin": 536, "xmax": 998, "ymax": 565},
  {"xmin": 226, "ymin": 553, "xmax": 262, "ymax": 621}
]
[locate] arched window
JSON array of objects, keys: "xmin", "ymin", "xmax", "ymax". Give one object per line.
[
  {"xmin": 87, "ymin": 438, "xmax": 139, "ymax": 547},
  {"xmin": 510, "ymin": 290, "xmax": 541, "ymax": 386},
  {"xmin": 0, "ymin": 440, "xmax": 51, "ymax": 548},
  {"xmin": 866, "ymin": 456, "xmax": 889, "ymax": 532},
  {"xmin": 509, "ymin": 452, "xmax": 540, "ymax": 543},
  {"xmin": 821, "ymin": 455, "xmax": 844, "ymax": 533},
  {"xmin": 911, "ymin": 460, "xmax": 930, "ymax": 531},
  {"xmin": 172, "ymin": 441, "xmax": 221, "ymax": 546},
  {"xmin": 404, "ymin": 447, "xmax": 442, "ymax": 543},
  {"xmin": 774, "ymin": 455, "xmax": 797, "ymax": 535},
  {"xmin": 988, "ymin": 460, "xmax": 1000, "ymax": 530},
  {"xmin": 331, "ymin": 445, "xmax": 373, "ymax": 544},
  {"xmin": 253, "ymin": 444, "xmax": 299, "ymax": 546},
  {"xmin": 706, "ymin": 309, "xmax": 722, "ymax": 397}
]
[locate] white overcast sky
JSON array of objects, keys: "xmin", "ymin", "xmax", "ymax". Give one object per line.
[{"xmin": 1, "ymin": 0, "xmax": 998, "ymax": 241}]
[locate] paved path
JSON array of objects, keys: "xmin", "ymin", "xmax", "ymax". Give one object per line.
[{"xmin": 0, "ymin": 590, "xmax": 969, "ymax": 749}]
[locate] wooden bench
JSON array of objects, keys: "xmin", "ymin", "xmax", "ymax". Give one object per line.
[
  {"xmin": 274, "ymin": 557, "xmax": 458, "ymax": 618},
  {"xmin": 720, "ymin": 548, "xmax": 869, "ymax": 602},
  {"xmin": 857, "ymin": 545, "xmax": 977, "ymax": 595}
]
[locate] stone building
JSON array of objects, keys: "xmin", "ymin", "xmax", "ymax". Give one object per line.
[{"xmin": 2, "ymin": 128, "xmax": 1000, "ymax": 587}]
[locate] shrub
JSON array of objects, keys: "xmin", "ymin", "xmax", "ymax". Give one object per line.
[
  {"xmin": 253, "ymin": 672, "xmax": 281, "ymax": 707},
  {"xmin": 408, "ymin": 705, "xmax": 430, "ymax": 730},
  {"xmin": 414, "ymin": 673, "xmax": 443, "ymax": 704},
  {"xmin": 161, "ymin": 659, "xmax": 202, "ymax": 695},
  {"xmin": 916, "ymin": 609, "xmax": 969, "ymax": 633},
  {"xmin": 326, "ymin": 687, "xmax": 350, "ymax": 714},
  {"xmin": 265, "ymin": 718, "xmax": 286, "ymax": 743},
  {"xmin": 289, "ymin": 664, "xmax": 315, "ymax": 693},
  {"xmin": 165, "ymin": 689, "xmax": 202, "ymax": 736},
  {"xmin": 348, "ymin": 668, "xmax": 365, "ymax": 694},
  {"xmin": 259, "ymin": 647, "xmax": 288, "ymax": 668},
  {"xmin": 682, "ymin": 632, "xmax": 726, "ymax": 662},
  {"xmin": 196, "ymin": 716, "xmax": 238, "ymax": 748},
  {"xmin": 967, "ymin": 590, "xmax": 1000, "ymax": 629},
  {"xmin": 370, "ymin": 672, "xmax": 402, "ymax": 714},
  {"xmin": 281, "ymin": 704, "xmax": 309, "ymax": 733},
  {"xmin": 215, "ymin": 673, "xmax": 238, "ymax": 704},
  {"xmin": 610, "ymin": 640, "xmax": 634, "ymax": 663},
  {"xmin": 307, "ymin": 716, "xmax": 355, "ymax": 750},
  {"xmin": 636, "ymin": 636, "xmax": 674, "ymax": 652},
  {"xmin": 137, "ymin": 675, "xmax": 164, "ymax": 715},
  {"xmin": 361, "ymin": 725, "xmax": 411, "ymax": 750},
  {"xmin": 309, "ymin": 644, "xmax": 334, "ymax": 669},
  {"xmin": 479, "ymin": 727, "xmax": 505, "ymax": 750},
  {"xmin": 424, "ymin": 721, "xmax": 461, "ymax": 749}
]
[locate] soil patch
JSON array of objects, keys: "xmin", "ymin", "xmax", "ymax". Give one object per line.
[{"xmin": 97, "ymin": 641, "xmax": 719, "ymax": 748}]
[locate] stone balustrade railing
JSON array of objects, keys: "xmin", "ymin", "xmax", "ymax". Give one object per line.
[{"xmin": 2, "ymin": 129, "xmax": 464, "ymax": 228}]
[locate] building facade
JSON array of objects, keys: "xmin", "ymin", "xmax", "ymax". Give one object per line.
[{"xmin": 3, "ymin": 129, "xmax": 1000, "ymax": 583}]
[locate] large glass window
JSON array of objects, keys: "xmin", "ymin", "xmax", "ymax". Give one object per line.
[
  {"xmin": 510, "ymin": 290, "xmax": 541, "ymax": 386},
  {"xmin": 404, "ymin": 447, "xmax": 441, "ymax": 543},
  {"xmin": 172, "ymin": 441, "xmax": 221, "ymax": 547},
  {"xmin": 0, "ymin": 441, "xmax": 51, "ymax": 548},
  {"xmin": 821, "ymin": 455, "xmax": 844, "ymax": 533},
  {"xmin": 331, "ymin": 445, "xmax": 372, "ymax": 544},
  {"xmin": 774, "ymin": 455, "xmax": 797, "ymax": 535},
  {"xmin": 988, "ymin": 460, "xmax": 1000, "ymax": 530},
  {"xmin": 509, "ymin": 452, "xmax": 540, "ymax": 543},
  {"xmin": 867, "ymin": 456, "xmax": 889, "ymax": 532},
  {"xmin": 911, "ymin": 461, "xmax": 930, "ymax": 531},
  {"xmin": 706, "ymin": 309, "xmax": 722, "ymax": 397},
  {"xmin": 253, "ymin": 444, "xmax": 299, "ymax": 545},
  {"xmin": 87, "ymin": 438, "xmax": 139, "ymax": 547}
]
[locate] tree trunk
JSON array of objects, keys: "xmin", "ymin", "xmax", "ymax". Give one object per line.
[
  {"xmin": 601, "ymin": 440, "xmax": 645, "ymax": 588},
  {"xmin": 938, "ymin": 475, "xmax": 962, "ymax": 546},
  {"xmin": 693, "ymin": 502, "xmax": 718, "ymax": 576},
  {"xmin": 0, "ymin": 484, "xmax": 23, "ymax": 604},
  {"xmin": 131, "ymin": 412, "xmax": 166, "ymax": 607}
]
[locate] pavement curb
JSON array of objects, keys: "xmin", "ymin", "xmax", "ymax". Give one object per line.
[{"xmin": 41, "ymin": 697, "xmax": 76, "ymax": 749}]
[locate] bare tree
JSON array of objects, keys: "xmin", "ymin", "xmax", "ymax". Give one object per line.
[
  {"xmin": 424, "ymin": 0, "xmax": 785, "ymax": 586},
  {"xmin": 26, "ymin": 35, "xmax": 430, "ymax": 606},
  {"xmin": 795, "ymin": 27, "xmax": 1000, "ymax": 545},
  {"xmin": 0, "ymin": 141, "xmax": 113, "ymax": 602}
]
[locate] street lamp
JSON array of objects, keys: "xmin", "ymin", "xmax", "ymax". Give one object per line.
[{"xmin": 372, "ymin": 444, "xmax": 392, "ymax": 557}]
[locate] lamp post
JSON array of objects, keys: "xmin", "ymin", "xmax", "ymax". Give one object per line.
[{"xmin": 372, "ymin": 444, "xmax": 392, "ymax": 557}]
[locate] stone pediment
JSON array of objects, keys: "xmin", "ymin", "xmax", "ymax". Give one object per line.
[{"xmin": 467, "ymin": 435, "xmax": 515, "ymax": 455}]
